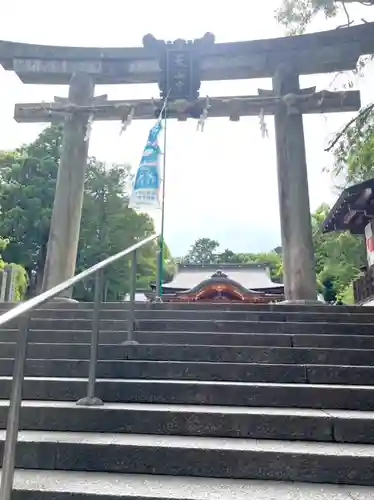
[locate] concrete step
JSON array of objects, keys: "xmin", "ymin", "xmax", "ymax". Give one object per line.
[
  {"xmin": 0, "ymin": 330, "xmax": 294, "ymax": 346},
  {"xmin": 2, "ymin": 301, "xmax": 373, "ymax": 313},
  {"xmin": 29, "ymin": 308, "xmax": 374, "ymax": 324},
  {"xmin": 2, "ymin": 343, "xmax": 374, "ymax": 365},
  {"xmin": 1, "ymin": 430, "xmax": 374, "ymax": 485},
  {"xmin": 4, "ymin": 318, "xmax": 374, "ymax": 334},
  {"xmin": 0, "ymin": 401, "xmax": 373, "ymax": 444},
  {"xmin": 0, "ymin": 359, "xmax": 374, "ymax": 385},
  {"xmin": 7, "ymin": 470, "xmax": 373, "ymax": 499},
  {"xmin": 3, "ymin": 329, "xmax": 374, "ymax": 349},
  {"xmin": 135, "ymin": 320, "xmax": 374, "ymax": 335},
  {"xmin": 292, "ymin": 334, "xmax": 374, "ymax": 349},
  {"xmin": 0, "ymin": 377, "xmax": 373, "ymax": 409}
]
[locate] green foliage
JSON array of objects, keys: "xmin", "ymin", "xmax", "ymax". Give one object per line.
[
  {"xmin": 9, "ymin": 263, "xmax": 28, "ymax": 301},
  {"xmin": 331, "ymin": 106, "xmax": 374, "ymax": 186},
  {"xmin": 339, "ymin": 284, "xmax": 355, "ymax": 304},
  {"xmin": 183, "ymin": 238, "xmax": 220, "ymax": 265},
  {"xmin": 0, "ymin": 125, "xmax": 161, "ymax": 301},
  {"xmin": 0, "ymin": 127, "xmax": 60, "ymax": 286},
  {"xmin": 0, "ymin": 237, "xmax": 28, "ymax": 301},
  {"xmin": 275, "ymin": 0, "xmax": 373, "ymax": 34},
  {"xmin": 74, "ymin": 160, "xmax": 157, "ymax": 300},
  {"xmin": 182, "ymin": 238, "xmax": 283, "ymax": 282},
  {"xmin": 312, "ymin": 203, "xmax": 365, "ymax": 300},
  {"xmin": 276, "ymin": 0, "xmax": 338, "ymax": 34}
]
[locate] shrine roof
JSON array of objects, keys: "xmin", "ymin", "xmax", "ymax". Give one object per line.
[
  {"xmin": 164, "ymin": 263, "xmax": 283, "ymax": 291},
  {"xmin": 322, "ymin": 178, "xmax": 374, "ymax": 234}
]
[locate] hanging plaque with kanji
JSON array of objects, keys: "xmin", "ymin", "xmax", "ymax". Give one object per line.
[{"xmin": 159, "ymin": 39, "xmax": 201, "ymax": 103}]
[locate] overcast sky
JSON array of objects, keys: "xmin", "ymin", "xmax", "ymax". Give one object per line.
[{"xmin": 0, "ymin": 0, "xmax": 374, "ymax": 256}]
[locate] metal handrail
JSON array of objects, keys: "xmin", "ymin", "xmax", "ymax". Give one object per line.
[
  {"xmin": 0, "ymin": 232, "xmax": 159, "ymax": 500},
  {"xmin": 0, "ymin": 233, "xmax": 158, "ymax": 328}
]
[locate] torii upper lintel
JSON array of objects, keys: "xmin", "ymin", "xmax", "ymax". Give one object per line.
[{"xmin": 0, "ymin": 22, "xmax": 373, "ymax": 84}]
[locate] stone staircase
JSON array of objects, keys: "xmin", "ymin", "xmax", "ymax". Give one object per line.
[{"xmin": 0, "ymin": 302, "xmax": 373, "ymax": 498}]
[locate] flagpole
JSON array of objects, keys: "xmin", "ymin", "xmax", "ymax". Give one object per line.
[{"xmin": 158, "ymin": 104, "xmax": 168, "ymax": 298}]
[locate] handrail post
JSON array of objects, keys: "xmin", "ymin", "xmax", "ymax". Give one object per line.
[
  {"xmin": 123, "ymin": 250, "xmax": 138, "ymax": 345},
  {"xmin": 0, "ymin": 313, "xmax": 30, "ymax": 500},
  {"xmin": 154, "ymin": 248, "xmax": 163, "ymax": 303},
  {"xmin": 155, "ymin": 249, "xmax": 162, "ymax": 302},
  {"xmin": 76, "ymin": 270, "xmax": 104, "ymax": 407}
]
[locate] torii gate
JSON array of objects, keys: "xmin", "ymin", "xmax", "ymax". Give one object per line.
[{"xmin": 1, "ymin": 23, "xmax": 372, "ymax": 302}]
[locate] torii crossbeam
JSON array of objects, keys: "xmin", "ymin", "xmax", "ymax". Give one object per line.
[{"xmin": 14, "ymin": 89, "xmax": 360, "ymax": 123}]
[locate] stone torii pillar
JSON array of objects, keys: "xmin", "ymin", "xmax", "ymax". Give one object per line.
[
  {"xmin": 272, "ymin": 65, "xmax": 318, "ymax": 302},
  {"xmin": 41, "ymin": 72, "xmax": 97, "ymax": 297}
]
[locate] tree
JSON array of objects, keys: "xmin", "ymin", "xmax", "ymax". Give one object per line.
[
  {"xmin": 276, "ymin": 0, "xmax": 373, "ymax": 34},
  {"xmin": 312, "ymin": 203, "xmax": 365, "ymax": 301},
  {"xmin": 0, "ymin": 126, "xmax": 62, "ymax": 290},
  {"xmin": 0, "ymin": 237, "xmax": 27, "ymax": 301},
  {"xmin": 329, "ymin": 106, "xmax": 374, "ymax": 186},
  {"xmin": 181, "ymin": 239, "xmax": 283, "ymax": 282},
  {"xmin": 0, "ymin": 126, "xmax": 160, "ymax": 300},
  {"xmin": 184, "ymin": 238, "xmax": 220, "ymax": 264},
  {"xmin": 74, "ymin": 160, "xmax": 156, "ymax": 300}
]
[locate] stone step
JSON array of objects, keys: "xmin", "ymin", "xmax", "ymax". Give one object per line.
[
  {"xmin": 29, "ymin": 308, "xmax": 374, "ymax": 324},
  {"xmin": 2, "ymin": 301, "xmax": 373, "ymax": 313},
  {"xmin": 0, "ymin": 359, "xmax": 373, "ymax": 385},
  {"xmin": 2, "ymin": 343, "xmax": 374, "ymax": 365},
  {"xmin": 135, "ymin": 320, "xmax": 374, "ymax": 335},
  {"xmin": 0, "ymin": 330, "xmax": 294, "ymax": 346},
  {"xmin": 0, "ymin": 401, "xmax": 373, "ymax": 444},
  {"xmin": 0, "ymin": 377, "xmax": 373, "ymax": 409},
  {"xmin": 7, "ymin": 470, "xmax": 373, "ymax": 499},
  {"xmin": 3, "ymin": 318, "xmax": 374, "ymax": 334},
  {"xmin": 1, "ymin": 430, "xmax": 374, "ymax": 485},
  {"xmin": 3, "ymin": 329, "xmax": 374, "ymax": 349},
  {"xmin": 292, "ymin": 334, "xmax": 374, "ymax": 349}
]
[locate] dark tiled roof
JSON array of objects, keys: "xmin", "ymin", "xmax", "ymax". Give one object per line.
[
  {"xmin": 322, "ymin": 178, "xmax": 374, "ymax": 234},
  {"xmin": 164, "ymin": 263, "xmax": 283, "ymax": 290}
]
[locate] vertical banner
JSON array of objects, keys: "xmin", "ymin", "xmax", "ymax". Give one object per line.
[
  {"xmin": 129, "ymin": 120, "xmax": 162, "ymax": 210},
  {"xmin": 365, "ymin": 222, "xmax": 374, "ymax": 267}
]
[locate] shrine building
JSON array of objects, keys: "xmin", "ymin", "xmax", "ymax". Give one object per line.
[
  {"xmin": 322, "ymin": 178, "xmax": 374, "ymax": 305},
  {"xmin": 146, "ymin": 263, "xmax": 284, "ymax": 304}
]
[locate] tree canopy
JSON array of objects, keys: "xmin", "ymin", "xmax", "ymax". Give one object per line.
[
  {"xmin": 312, "ymin": 203, "xmax": 365, "ymax": 302},
  {"xmin": 0, "ymin": 125, "xmax": 166, "ymax": 300},
  {"xmin": 182, "ymin": 238, "xmax": 283, "ymax": 283},
  {"xmin": 328, "ymin": 105, "xmax": 374, "ymax": 187},
  {"xmin": 276, "ymin": 0, "xmax": 373, "ymax": 34},
  {"xmin": 0, "ymin": 237, "xmax": 27, "ymax": 301}
]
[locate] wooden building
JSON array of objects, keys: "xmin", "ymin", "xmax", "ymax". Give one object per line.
[
  {"xmin": 322, "ymin": 178, "xmax": 374, "ymax": 304},
  {"xmin": 148, "ymin": 263, "xmax": 284, "ymax": 303}
]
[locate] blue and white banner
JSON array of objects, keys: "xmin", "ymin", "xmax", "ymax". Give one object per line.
[{"xmin": 129, "ymin": 120, "xmax": 162, "ymax": 210}]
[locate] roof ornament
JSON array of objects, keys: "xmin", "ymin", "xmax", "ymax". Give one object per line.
[{"xmin": 211, "ymin": 270, "xmax": 229, "ymax": 279}]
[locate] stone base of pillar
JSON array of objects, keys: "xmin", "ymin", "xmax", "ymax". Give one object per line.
[
  {"xmin": 279, "ymin": 299, "xmax": 326, "ymax": 306},
  {"xmin": 76, "ymin": 397, "xmax": 104, "ymax": 407},
  {"xmin": 152, "ymin": 296, "xmax": 163, "ymax": 303},
  {"xmin": 49, "ymin": 296, "xmax": 78, "ymax": 304},
  {"xmin": 38, "ymin": 296, "xmax": 79, "ymax": 308}
]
